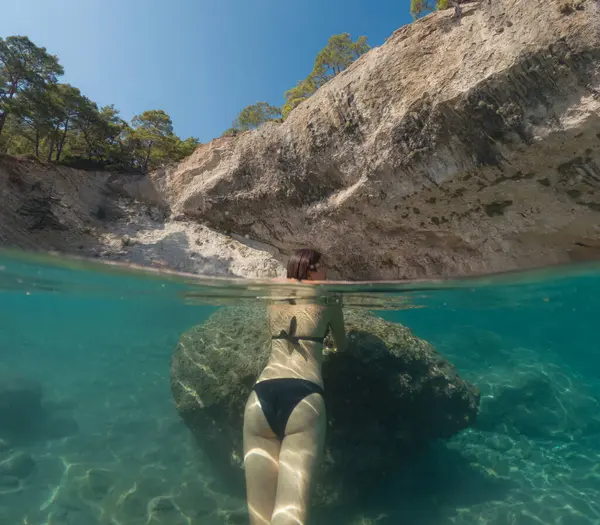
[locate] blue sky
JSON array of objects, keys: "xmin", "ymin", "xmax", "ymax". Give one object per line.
[{"xmin": 1, "ymin": 0, "xmax": 413, "ymax": 143}]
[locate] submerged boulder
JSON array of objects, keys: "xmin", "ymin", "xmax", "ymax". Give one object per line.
[
  {"xmin": 0, "ymin": 374, "xmax": 78, "ymax": 444},
  {"xmin": 0, "ymin": 376, "xmax": 44, "ymax": 441},
  {"xmin": 170, "ymin": 306, "xmax": 480, "ymax": 505},
  {"xmin": 475, "ymin": 356, "xmax": 600, "ymax": 441}
]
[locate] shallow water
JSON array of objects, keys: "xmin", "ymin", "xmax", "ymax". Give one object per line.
[{"xmin": 1, "ymin": 248, "xmax": 599, "ymax": 525}]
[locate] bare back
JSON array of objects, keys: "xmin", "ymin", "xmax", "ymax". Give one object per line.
[
  {"xmin": 244, "ymin": 294, "xmax": 346, "ymax": 525},
  {"xmin": 257, "ymin": 301, "xmax": 346, "ymax": 387}
]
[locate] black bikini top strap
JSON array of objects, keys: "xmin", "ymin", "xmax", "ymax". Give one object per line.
[
  {"xmin": 271, "ymin": 334, "xmax": 325, "ymax": 344},
  {"xmin": 271, "ymin": 315, "xmax": 325, "ymax": 344}
]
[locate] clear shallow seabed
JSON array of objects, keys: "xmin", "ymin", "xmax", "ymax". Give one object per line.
[{"xmin": 1, "ymin": 248, "xmax": 599, "ymax": 525}]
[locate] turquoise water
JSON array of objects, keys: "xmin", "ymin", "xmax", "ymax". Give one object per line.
[{"xmin": 1, "ymin": 248, "xmax": 600, "ymax": 525}]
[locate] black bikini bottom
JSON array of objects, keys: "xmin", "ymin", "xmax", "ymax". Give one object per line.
[{"xmin": 252, "ymin": 378, "xmax": 325, "ymax": 441}]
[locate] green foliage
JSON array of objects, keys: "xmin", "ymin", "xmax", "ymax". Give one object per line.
[
  {"xmin": 227, "ymin": 32, "xmax": 370, "ymax": 128},
  {"xmin": 281, "ymin": 33, "xmax": 369, "ymax": 120},
  {"xmin": 9, "ymin": 86, "xmax": 58, "ymax": 157},
  {"xmin": 49, "ymin": 83, "xmax": 96, "ymax": 162},
  {"xmin": 410, "ymin": 0, "xmax": 449, "ymax": 18},
  {"xmin": 220, "ymin": 127, "xmax": 239, "ymax": 138},
  {"xmin": 234, "ymin": 102, "xmax": 281, "ymax": 131},
  {"xmin": 173, "ymin": 136, "xmax": 200, "ymax": 159},
  {"xmin": 0, "ymin": 35, "xmax": 63, "ymax": 135},
  {"xmin": 129, "ymin": 110, "xmax": 173, "ymax": 172},
  {"xmin": 312, "ymin": 34, "xmax": 369, "ymax": 86},
  {"xmin": 0, "ymin": 35, "xmax": 199, "ymax": 172},
  {"xmin": 124, "ymin": 110, "xmax": 200, "ymax": 172},
  {"xmin": 75, "ymin": 104, "xmax": 128, "ymax": 164},
  {"xmin": 282, "ymin": 75, "xmax": 318, "ymax": 119}
]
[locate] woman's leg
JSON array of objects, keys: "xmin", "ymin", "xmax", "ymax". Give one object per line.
[
  {"xmin": 243, "ymin": 391, "xmax": 281, "ymax": 525},
  {"xmin": 271, "ymin": 392, "xmax": 326, "ymax": 525}
]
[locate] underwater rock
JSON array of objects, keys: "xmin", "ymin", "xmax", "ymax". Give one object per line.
[
  {"xmin": 170, "ymin": 306, "xmax": 480, "ymax": 505},
  {"xmin": 0, "ymin": 475, "xmax": 19, "ymax": 489},
  {"xmin": 0, "ymin": 374, "xmax": 78, "ymax": 444},
  {"xmin": 476, "ymin": 360, "xmax": 600, "ymax": 441},
  {"xmin": 84, "ymin": 469, "xmax": 114, "ymax": 500},
  {"xmin": 117, "ymin": 488, "xmax": 146, "ymax": 518},
  {"xmin": 42, "ymin": 414, "xmax": 80, "ymax": 440},
  {"xmin": 222, "ymin": 508, "xmax": 250, "ymax": 525},
  {"xmin": 148, "ymin": 495, "xmax": 177, "ymax": 514},
  {"xmin": 0, "ymin": 376, "xmax": 44, "ymax": 441},
  {"xmin": 43, "ymin": 398, "xmax": 78, "ymax": 412},
  {"xmin": 0, "ymin": 452, "xmax": 36, "ymax": 478},
  {"xmin": 171, "ymin": 480, "xmax": 219, "ymax": 519},
  {"xmin": 115, "ymin": 474, "xmax": 176, "ymax": 520}
]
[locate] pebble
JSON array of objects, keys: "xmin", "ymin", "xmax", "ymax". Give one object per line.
[
  {"xmin": 0, "ymin": 475, "xmax": 19, "ymax": 489},
  {"xmin": 118, "ymin": 488, "xmax": 146, "ymax": 517},
  {"xmin": 0, "ymin": 452, "xmax": 36, "ymax": 478},
  {"xmin": 148, "ymin": 495, "xmax": 177, "ymax": 513},
  {"xmin": 225, "ymin": 508, "xmax": 250, "ymax": 525},
  {"xmin": 485, "ymin": 434, "xmax": 514, "ymax": 452},
  {"xmin": 86, "ymin": 469, "xmax": 114, "ymax": 497}
]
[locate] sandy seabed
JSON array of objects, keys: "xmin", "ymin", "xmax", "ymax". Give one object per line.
[{"xmin": 1, "ymin": 318, "xmax": 600, "ymax": 525}]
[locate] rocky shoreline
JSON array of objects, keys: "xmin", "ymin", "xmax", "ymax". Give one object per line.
[
  {"xmin": 3, "ymin": 1, "xmax": 600, "ymax": 281},
  {"xmin": 0, "ymin": 155, "xmax": 285, "ymax": 279}
]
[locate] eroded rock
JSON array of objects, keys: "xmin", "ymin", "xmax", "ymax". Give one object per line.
[
  {"xmin": 0, "ymin": 156, "xmax": 285, "ymax": 279},
  {"xmin": 150, "ymin": 0, "xmax": 600, "ymax": 279},
  {"xmin": 0, "ymin": 452, "xmax": 36, "ymax": 479},
  {"xmin": 170, "ymin": 306, "xmax": 479, "ymax": 505}
]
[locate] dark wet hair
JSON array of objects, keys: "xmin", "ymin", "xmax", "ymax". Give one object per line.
[{"xmin": 287, "ymin": 248, "xmax": 322, "ymax": 280}]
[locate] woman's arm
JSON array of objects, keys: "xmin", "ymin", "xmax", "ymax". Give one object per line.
[{"xmin": 329, "ymin": 304, "xmax": 348, "ymax": 352}]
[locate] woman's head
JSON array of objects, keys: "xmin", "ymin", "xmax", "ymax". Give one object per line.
[{"xmin": 287, "ymin": 248, "xmax": 328, "ymax": 281}]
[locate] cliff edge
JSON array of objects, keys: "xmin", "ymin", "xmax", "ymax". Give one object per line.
[
  {"xmin": 151, "ymin": 0, "xmax": 600, "ymax": 279},
  {"xmin": 0, "ymin": 155, "xmax": 284, "ymax": 278}
]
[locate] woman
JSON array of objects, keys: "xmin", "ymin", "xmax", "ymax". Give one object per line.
[{"xmin": 243, "ymin": 248, "xmax": 347, "ymax": 525}]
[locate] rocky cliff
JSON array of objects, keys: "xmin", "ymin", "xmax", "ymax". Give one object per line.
[
  {"xmin": 0, "ymin": 155, "xmax": 284, "ymax": 278},
  {"xmin": 3, "ymin": 0, "xmax": 600, "ymax": 281},
  {"xmin": 148, "ymin": 0, "xmax": 600, "ymax": 280}
]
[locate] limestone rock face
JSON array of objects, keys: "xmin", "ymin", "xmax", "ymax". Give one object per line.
[
  {"xmin": 154, "ymin": 0, "xmax": 600, "ymax": 279},
  {"xmin": 0, "ymin": 155, "xmax": 284, "ymax": 278},
  {"xmin": 0, "ymin": 155, "xmax": 112, "ymax": 253},
  {"xmin": 170, "ymin": 307, "xmax": 479, "ymax": 505}
]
